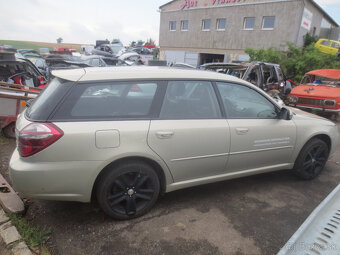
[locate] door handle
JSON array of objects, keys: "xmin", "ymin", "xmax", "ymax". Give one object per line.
[
  {"xmin": 236, "ymin": 128, "xmax": 249, "ymax": 135},
  {"xmin": 156, "ymin": 131, "xmax": 174, "ymax": 139}
]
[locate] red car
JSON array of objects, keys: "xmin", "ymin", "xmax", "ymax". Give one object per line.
[
  {"xmin": 289, "ymin": 69, "xmax": 340, "ymax": 115},
  {"xmin": 143, "ymin": 42, "xmax": 156, "ymax": 48}
]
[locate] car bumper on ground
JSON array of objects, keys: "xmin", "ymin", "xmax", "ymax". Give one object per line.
[{"xmin": 9, "ymin": 150, "xmax": 100, "ymax": 202}]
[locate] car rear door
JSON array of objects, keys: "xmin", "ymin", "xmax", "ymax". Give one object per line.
[
  {"xmin": 148, "ymin": 80, "xmax": 230, "ymax": 182},
  {"xmin": 216, "ymin": 81, "xmax": 296, "ymax": 173}
]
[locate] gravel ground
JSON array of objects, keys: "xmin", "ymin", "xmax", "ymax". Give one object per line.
[{"xmin": 0, "ymin": 118, "xmax": 339, "ymax": 255}]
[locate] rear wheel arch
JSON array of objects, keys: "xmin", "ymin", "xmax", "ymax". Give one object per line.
[{"xmin": 91, "ymin": 156, "xmax": 167, "ymax": 201}]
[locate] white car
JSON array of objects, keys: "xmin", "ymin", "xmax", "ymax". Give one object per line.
[{"xmin": 9, "ymin": 66, "xmax": 339, "ymax": 219}]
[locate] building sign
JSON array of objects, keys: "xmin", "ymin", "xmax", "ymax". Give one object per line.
[
  {"xmin": 179, "ymin": 0, "xmax": 245, "ymax": 10},
  {"xmin": 212, "ymin": 0, "xmax": 244, "ymax": 5},
  {"xmin": 301, "ymin": 8, "xmax": 313, "ymax": 30},
  {"xmin": 179, "ymin": 0, "xmax": 198, "ymax": 9}
]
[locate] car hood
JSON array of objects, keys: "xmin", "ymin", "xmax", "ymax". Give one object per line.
[
  {"xmin": 290, "ymin": 85, "xmax": 340, "ymax": 99},
  {"xmin": 289, "ymin": 106, "xmax": 331, "ymax": 122}
]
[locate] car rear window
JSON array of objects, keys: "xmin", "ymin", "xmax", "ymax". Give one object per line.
[
  {"xmin": 26, "ymin": 77, "xmax": 72, "ymax": 121},
  {"xmin": 51, "ymin": 81, "xmax": 159, "ymax": 120}
]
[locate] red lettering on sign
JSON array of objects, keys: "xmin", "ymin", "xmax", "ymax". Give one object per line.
[{"xmin": 180, "ymin": 0, "xmax": 198, "ymax": 9}]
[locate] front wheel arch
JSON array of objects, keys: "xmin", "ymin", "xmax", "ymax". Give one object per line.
[
  {"xmin": 293, "ymin": 137, "xmax": 330, "ymax": 179},
  {"xmin": 91, "ymin": 156, "xmax": 167, "ymax": 202}
]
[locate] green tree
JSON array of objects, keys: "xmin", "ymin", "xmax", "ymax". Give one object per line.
[
  {"xmin": 56, "ymin": 37, "xmax": 63, "ymax": 44},
  {"xmin": 112, "ymin": 38, "xmax": 121, "ymax": 44},
  {"xmin": 303, "ymin": 32, "xmax": 318, "ymax": 48},
  {"xmin": 146, "ymin": 38, "xmax": 155, "ymax": 44}
]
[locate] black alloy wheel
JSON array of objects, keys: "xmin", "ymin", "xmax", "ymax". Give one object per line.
[
  {"xmin": 294, "ymin": 138, "xmax": 329, "ymax": 180},
  {"xmin": 97, "ymin": 162, "xmax": 160, "ymax": 220}
]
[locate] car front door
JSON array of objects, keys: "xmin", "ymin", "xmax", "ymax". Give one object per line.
[
  {"xmin": 216, "ymin": 82, "xmax": 296, "ymax": 173},
  {"xmin": 148, "ymin": 80, "xmax": 230, "ymax": 182}
]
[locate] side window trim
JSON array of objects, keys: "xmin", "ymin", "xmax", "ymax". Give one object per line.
[{"xmin": 212, "ymin": 81, "xmax": 227, "ymax": 118}]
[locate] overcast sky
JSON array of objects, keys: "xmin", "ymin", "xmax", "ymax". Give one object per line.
[{"xmin": 0, "ymin": 0, "xmax": 339, "ymax": 45}]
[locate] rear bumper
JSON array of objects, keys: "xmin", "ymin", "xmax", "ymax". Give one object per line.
[{"xmin": 9, "ymin": 150, "xmax": 101, "ymax": 202}]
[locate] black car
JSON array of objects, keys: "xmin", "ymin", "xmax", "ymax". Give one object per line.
[{"xmin": 0, "ymin": 52, "xmax": 47, "ymax": 88}]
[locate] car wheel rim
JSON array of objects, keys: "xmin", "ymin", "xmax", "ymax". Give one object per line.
[
  {"xmin": 107, "ymin": 172, "xmax": 155, "ymax": 216},
  {"xmin": 302, "ymin": 145, "xmax": 327, "ymax": 176}
]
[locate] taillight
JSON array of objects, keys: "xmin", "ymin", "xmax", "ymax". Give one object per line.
[{"xmin": 18, "ymin": 123, "xmax": 63, "ymax": 157}]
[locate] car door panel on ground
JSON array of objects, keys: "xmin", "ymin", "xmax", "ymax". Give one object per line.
[
  {"xmin": 216, "ymin": 82, "xmax": 296, "ymax": 172},
  {"xmin": 148, "ymin": 81, "xmax": 230, "ymax": 182}
]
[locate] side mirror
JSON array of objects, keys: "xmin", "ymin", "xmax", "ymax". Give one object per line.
[
  {"xmin": 26, "ymin": 99, "xmax": 34, "ymax": 108},
  {"xmin": 278, "ymin": 107, "xmax": 293, "ymax": 120}
]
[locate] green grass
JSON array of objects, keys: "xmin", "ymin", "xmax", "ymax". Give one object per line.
[
  {"xmin": 8, "ymin": 213, "xmax": 51, "ymax": 247},
  {"xmin": 0, "ymin": 40, "xmax": 52, "ymax": 51}
]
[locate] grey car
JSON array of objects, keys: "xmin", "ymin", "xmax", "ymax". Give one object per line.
[{"xmin": 9, "ymin": 66, "xmax": 339, "ymax": 219}]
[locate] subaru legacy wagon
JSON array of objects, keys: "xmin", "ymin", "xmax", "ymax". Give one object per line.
[{"xmin": 10, "ymin": 66, "xmax": 339, "ymax": 219}]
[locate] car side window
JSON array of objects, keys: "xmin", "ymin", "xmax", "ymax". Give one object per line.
[
  {"xmin": 160, "ymin": 81, "xmax": 221, "ymax": 119},
  {"xmin": 52, "ymin": 82, "xmax": 158, "ymax": 120},
  {"xmin": 216, "ymin": 82, "xmax": 278, "ymax": 119},
  {"xmin": 321, "ymin": 40, "xmax": 330, "ymax": 46},
  {"xmin": 331, "ymin": 42, "xmax": 340, "ymax": 49}
]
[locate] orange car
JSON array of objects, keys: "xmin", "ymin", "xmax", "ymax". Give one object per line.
[{"xmin": 288, "ymin": 69, "xmax": 340, "ymax": 114}]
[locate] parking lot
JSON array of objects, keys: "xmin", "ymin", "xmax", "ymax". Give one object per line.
[{"xmin": 0, "ymin": 118, "xmax": 339, "ymax": 255}]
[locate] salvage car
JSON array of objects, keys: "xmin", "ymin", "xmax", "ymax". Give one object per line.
[
  {"xmin": 44, "ymin": 54, "xmax": 90, "ymax": 72},
  {"xmin": 200, "ymin": 62, "xmax": 248, "ymax": 78},
  {"xmin": 201, "ymin": 62, "xmax": 292, "ymax": 99},
  {"xmin": 315, "ymin": 38, "xmax": 340, "ymax": 59},
  {"xmin": 9, "ymin": 66, "xmax": 338, "ymax": 220},
  {"xmin": 132, "ymin": 47, "xmax": 152, "ymax": 55},
  {"xmin": 21, "ymin": 50, "xmax": 50, "ymax": 78},
  {"xmin": 289, "ymin": 69, "xmax": 340, "ymax": 116},
  {"xmin": 92, "ymin": 44, "xmax": 124, "ymax": 57},
  {"xmin": 0, "ymin": 52, "xmax": 47, "ymax": 88},
  {"xmin": 243, "ymin": 62, "xmax": 291, "ymax": 98},
  {"xmin": 118, "ymin": 52, "xmax": 143, "ymax": 65}
]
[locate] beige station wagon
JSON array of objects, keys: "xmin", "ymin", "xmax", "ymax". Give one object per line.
[{"xmin": 9, "ymin": 66, "xmax": 339, "ymax": 219}]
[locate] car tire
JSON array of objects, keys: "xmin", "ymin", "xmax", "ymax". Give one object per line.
[
  {"xmin": 293, "ymin": 138, "xmax": 329, "ymax": 180},
  {"xmin": 2, "ymin": 123, "xmax": 16, "ymax": 139},
  {"xmin": 96, "ymin": 161, "xmax": 160, "ymax": 220}
]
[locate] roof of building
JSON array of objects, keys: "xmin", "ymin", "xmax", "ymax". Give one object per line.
[
  {"xmin": 309, "ymin": 0, "xmax": 338, "ymax": 27},
  {"xmin": 159, "ymin": 0, "xmax": 338, "ymax": 27}
]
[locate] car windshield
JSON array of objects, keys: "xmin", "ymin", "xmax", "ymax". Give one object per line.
[{"xmin": 301, "ymin": 75, "xmax": 340, "ymax": 87}]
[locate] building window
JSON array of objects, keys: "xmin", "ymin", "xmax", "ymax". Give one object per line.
[
  {"xmin": 243, "ymin": 17, "xmax": 255, "ymax": 30},
  {"xmin": 202, "ymin": 19, "xmax": 211, "ymax": 31},
  {"xmin": 262, "ymin": 16, "xmax": 275, "ymax": 30},
  {"xmin": 169, "ymin": 21, "xmax": 176, "ymax": 31},
  {"xmin": 181, "ymin": 20, "xmax": 188, "ymax": 31},
  {"xmin": 217, "ymin": 18, "xmax": 226, "ymax": 30}
]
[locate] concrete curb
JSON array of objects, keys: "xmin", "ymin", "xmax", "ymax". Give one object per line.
[{"xmin": 0, "ymin": 208, "xmax": 33, "ymax": 255}]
